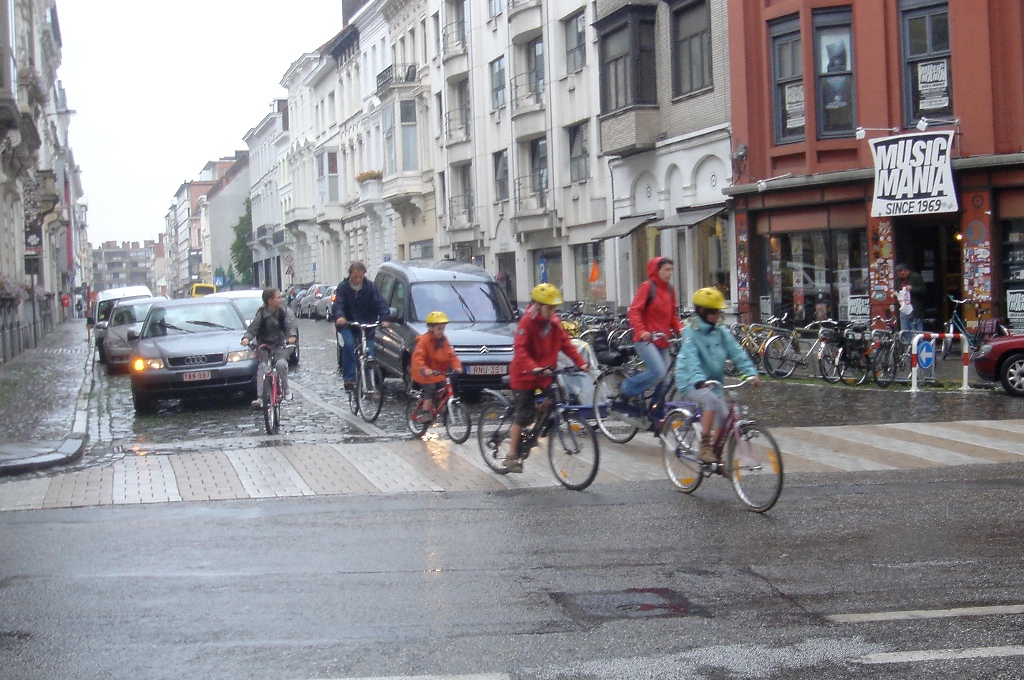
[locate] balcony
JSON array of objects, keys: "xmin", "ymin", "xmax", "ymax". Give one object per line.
[
  {"xmin": 256, "ymin": 224, "xmax": 274, "ymax": 245},
  {"xmin": 507, "ymin": 0, "xmax": 542, "ymax": 44},
  {"xmin": 441, "ymin": 21, "xmax": 468, "ymax": 78},
  {"xmin": 284, "ymin": 205, "xmax": 315, "ymax": 227},
  {"xmin": 376, "ymin": 63, "xmax": 420, "ymax": 94},
  {"xmin": 444, "ymin": 109, "xmax": 472, "ymax": 163},
  {"xmin": 447, "ymin": 193, "xmax": 478, "ymax": 243},
  {"xmin": 513, "ymin": 174, "xmax": 548, "ymax": 215},
  {"xmin": 510, "ymin": 73, "xmax": 546, "ymax": 139},
  {"xmin": 599, "ymin": 106, "xmax": 660, "ymax": 157}
]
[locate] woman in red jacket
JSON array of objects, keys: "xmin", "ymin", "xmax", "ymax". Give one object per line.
[
  {"xmin": 618, "ymin": 256, "xmax": 682, "ymax": 405},
  {"xmin": 504, "ymin": 283, "xmax": 589, "ymax": 473}
]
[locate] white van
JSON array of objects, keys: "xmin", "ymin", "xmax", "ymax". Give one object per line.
[{"xmin": 89, "ymin": 285, "xmax": 154, "ymax": 363}]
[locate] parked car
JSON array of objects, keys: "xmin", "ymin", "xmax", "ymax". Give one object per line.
[
  {"xmin": 289, "ymin": 286, "xmax": 313, "ymax": 316},
  {"xmin": 127, "ymin": 298, "xmax": 257, "ymax": 413},
  {"xmin": 207, "ymin": 289, "xmax": 300, "ymax": 365},
  {"xmin": 284, "ymin": 282, "xmax": 312, "ymax": 306},
  {"xmin": 314, "ymin": 287, "xmax": 336, "ymax": 320},
  {"xmin": 299, "ymin": 283, "xmax": 333, "ymax": 319},
  {"xmin": 102, "ymin": 296, "xmax": 166, "ymax": 374},
  {"xmin": 372, "ymin": 260, "xmax": 518, "ymax": 393},
  {"xmin": 89, "ymin": 285, "xmax": 154, "ymax": 364},
  {"xmin": 974, "ymin": 333, "xmax": 1024, "ymax": 396}
]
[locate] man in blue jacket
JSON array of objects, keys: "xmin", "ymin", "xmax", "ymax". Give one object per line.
[{"xmin": 332, "ymin": 261, "xmax": 390, "ymax": 389}]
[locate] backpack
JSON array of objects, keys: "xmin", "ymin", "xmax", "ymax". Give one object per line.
[
  {"xmin": 644, "ymin": 280, "xmax": 676, "ymax": 311},
  {"xmin": 258, "ymin": 307, "xmax": 286, "ymax": 339}
]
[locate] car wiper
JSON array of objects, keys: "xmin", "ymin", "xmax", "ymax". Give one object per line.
[
  {"xmin": 187, "ymin": 320, "xmax": 233, "ymax": 330},
  {"xmin": 450, "ymin": 284, "xmax": 476, "ymax": 323},
  {"xmin": 158, "ymin": 321, "xmax": 192, "ymax": 334}
]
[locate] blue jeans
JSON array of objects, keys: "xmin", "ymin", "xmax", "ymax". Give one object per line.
[
  {"xmin": 339, "ymin": 326, "xmax": 376, "ymax": 382},
  {"xmin": 900, "ymin": 312, "xmax": 923, "ymax": 332},
  {"xmin": 620, "ymin": 342, "xmax": 670, "ymax": 398}
]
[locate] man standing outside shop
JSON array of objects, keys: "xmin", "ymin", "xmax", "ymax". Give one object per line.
[
  {"xmin": 896, "ymin": 262, "xmax": 926, "ymax": 332},
  {"xmin": 333, "ymin": 261, "xmax": 390, "ymax": 390}
]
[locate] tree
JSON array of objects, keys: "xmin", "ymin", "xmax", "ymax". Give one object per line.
[{"xmin": 230, "ymin": 198, "xmax": 255, "ymax": 286}]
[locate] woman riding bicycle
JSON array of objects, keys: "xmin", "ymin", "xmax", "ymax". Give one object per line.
[
  {"xmin": 617, "ymin": 257, "xmax": 682, "ymax": 408},
  {"xmin": 674, "ymin": 287, "xmax": 760, "ymax": 464},
  {"xmin": 241, "ymin": 287, "xmax": 298, "ymax": 408},
  {"xmin": 504, "ymin": 283, "xmax": 589, "ymax": 473},
  {"xmin": 410, "ymin": 311, "xmax": 463, "ymax": 413}
]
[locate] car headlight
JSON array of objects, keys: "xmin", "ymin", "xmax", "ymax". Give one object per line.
[
  {"xmin": 976, "ymin": 344, "xmax": 992, "ymax": 359},
  {"xmin": 226, "ymin": 350, "xmax": 252, "ymax": 363},
  {"xmin": 132, "ymin": 357, "xmax": 164, "ymax": 371}
]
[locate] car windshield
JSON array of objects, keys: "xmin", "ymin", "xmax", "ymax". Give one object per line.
[
  {"xmin": 410, "ymin": 281, "xmax": 514, "ymax": 323},
  {"xmin": 141, "ymin": 302, "xmax": 245, "ymax": 338},
  {"xmin": 110, "ymin": 300, "xmax": 157, "ymax": 327},
  {"xmin": 229, "ymin": 296, "xmax": 262, "ymax": 323}
]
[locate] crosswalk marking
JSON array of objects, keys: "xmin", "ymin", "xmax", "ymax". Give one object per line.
[
  {"xmin": 857, "ymin": 645, "xmax": 1024, "ymax": 664},
  {"xmin": 829, "ymin": 603, "xmax": 1024, "ymax": 623}
]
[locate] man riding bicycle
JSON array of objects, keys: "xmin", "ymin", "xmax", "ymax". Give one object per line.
[
  {"xmin": 675, "ymin": 287, "xmax": 760, "ymax": 464},
  {"xmin": 241, "ymin": 287, "xmax": 298, "ymax": 407},
  {"xmin": 332, "ymin": 261, "xmax": 390, "ymax": 390},
  {"xmin": 616, "ymin": 256, "xmax": 682, "ymax": 409},
  {"xmin": 505, "ymin": 283, "xmax": 589, "ymax": 473}
]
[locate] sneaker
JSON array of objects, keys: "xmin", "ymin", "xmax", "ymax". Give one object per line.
[
  {"xmin": 502, "ymin": 455, "xmax": 524, "ymax": 473},
  {"xmin": 344, "ymin": 380, "xmax": 355, "ymax": 390},
  {"xmin": 251, "ymin": 398, "xmax": 263, "ymax": 409},
  {"xmin": 698, "ymin": 435, "xmax": 717, "ymax": 464},
  {"xmin": 284, "ymin": 390, "xmax": 293, "ymax": 402}
]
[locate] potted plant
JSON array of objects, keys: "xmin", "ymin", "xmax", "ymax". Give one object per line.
[
  {"xmin": 356, "ymin": 170, "xmax": 384, "ymax": 201},
  {"xmin": 355, "ymin": 170, "xmax": 383, "ymax": 182}
]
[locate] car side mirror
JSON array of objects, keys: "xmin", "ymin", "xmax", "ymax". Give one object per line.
[
  {"xmin": 389, "ymin": 306, "xmax": 399, "ymax": 320},
  {"xmin": 126, "ymin": 329, "xmax": 140, "ymax": 341}
]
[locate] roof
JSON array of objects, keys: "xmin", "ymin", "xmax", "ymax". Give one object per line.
[{"xmin": 380, "ymin": 260, "xmax": 496, "ymax": 284}]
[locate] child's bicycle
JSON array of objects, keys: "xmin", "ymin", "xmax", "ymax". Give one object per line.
[
  {"xmin": 659, "ymin": 377, "xmax": 783, "ymax": 513},
  {"xmin": 405, "ymin": 370, "xmax": 472, "ymax": 443},
  {"xmin": 477, "ymin": 367, "xmax": 600, "ymax": 491},
  {"xmin": 255, "ymin": 342, "xmax": 294, "ymax": 435},
  {"xmin": 941, "ymin": 295, "xmax": 1009, "ymax": 360}
]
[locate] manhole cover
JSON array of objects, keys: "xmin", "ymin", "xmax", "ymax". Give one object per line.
[{"xmin": 551, "ymin": 587, "xmax": 710, "ymax": 622}]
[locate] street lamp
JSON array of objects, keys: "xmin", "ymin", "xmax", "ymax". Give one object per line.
[
  {"xmin": 756, "ymin": 173, "xmax": 793, "ymax": 192},
  {"xmin": 854, "ymin": 126, "xmax": 899, "ymax": 140}
]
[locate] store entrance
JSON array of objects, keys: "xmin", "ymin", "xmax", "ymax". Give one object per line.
[{"xmin": 894, "ymin": 217, "xmax": 961, "ymax": 329}]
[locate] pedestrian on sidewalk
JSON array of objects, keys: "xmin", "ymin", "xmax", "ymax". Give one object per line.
[{"xmin": 896, "ymin": 262, "xmax": 926, "ymax": 332}]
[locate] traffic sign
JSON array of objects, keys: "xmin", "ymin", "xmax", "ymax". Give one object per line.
[
  {"xmin": 285, "ymin": 265, "xmax": 294, "ymax": 275},
  {"xmin": 918, "ymin": 339, "xmax": 934, "ymax": 370}
]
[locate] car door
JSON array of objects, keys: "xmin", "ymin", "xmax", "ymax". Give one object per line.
[{"xmin": 374, "ymin": 275, "xmax": 404, "ymax": 377}]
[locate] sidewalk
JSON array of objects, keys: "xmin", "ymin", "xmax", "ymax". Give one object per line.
[{"xmin": 0, "ymin": 319, "xmax": 91, "ymax": 475}]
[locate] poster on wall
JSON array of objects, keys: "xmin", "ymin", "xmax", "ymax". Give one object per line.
[
  {"xmin": 785, "ymin": 83, "xmax": 805, "ymax": 130},
  {"xmin": 917, "ymin": 59, "xmax": 950, "ymax": 112},
  {"xmin": 1008, "ymin": 290, "xmax": 1024, "ymax": 328},
  {"xmin": 869, "ymin": 132, "xmax": 958, "ymax": 217},
  {"xmin": 848, "ymin": 295, "xmax": 870, "ymax": 324}
]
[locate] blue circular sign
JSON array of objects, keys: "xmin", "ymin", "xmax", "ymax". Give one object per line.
[{"xmin": 918, "ymin": 339, "xmax": 934, "ymax": 370}]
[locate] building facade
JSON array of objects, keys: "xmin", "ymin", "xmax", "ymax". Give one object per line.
[{"xmin": 91, "ymin": 240, "xmax": 156, "ymax": 292}]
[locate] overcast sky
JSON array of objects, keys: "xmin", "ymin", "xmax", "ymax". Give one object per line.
[{"xmin": 57, "ymin": 1, "xmax": 342, "ymax": 246}]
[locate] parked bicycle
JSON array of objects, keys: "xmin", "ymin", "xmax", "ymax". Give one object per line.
[
  {"xmin": 339, "ymin": 321, "xmax": 384, "ymax": 423},
  {"xmin": 941, "ymin": 295, "xmax": 1009, "ymax": 360},
  {"xmin": 255, "ymin": 342, "xmax": 294, "ymax": 435},
  {"xmin": 761, "ymin": 318, "xmax": 839, "ymax": 379},
  {"xmin": 478, "ymin": 367, "xmax": 600, "ymax": 491},
  {"xmin": 406, "ymin": 370, "xmax": 472, "ymax": 443},
  {"xmin": 659, "ymin": 377, "xmax": 783, "ymax": 513}
]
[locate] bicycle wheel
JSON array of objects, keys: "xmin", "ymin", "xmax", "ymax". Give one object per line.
[
  {"xmin": 660, "ymin": 408, "xmax": 703, "ymax": 493},
  {"xmin": 941, "ymin": 323, "xmax": 956, "ymax": 360},
  {"xmin": 443, "ymin": 399, "xmax": 472, "ymax": 443},
  {"xmin": 406, "ymin": 397, "xmax": 431, "ymax": 437},
  {"xmin": 592, "ymin": 368, "xmax": 641, "ymax": 443},
  {"xmin": 478, "ymin": 402, "xmax": 513, "ymax": 474},
  {"xmin": 763, "ymin": 335, "xmax": 798, "ymax": 378},
  {"xmin": 819, "ymin": 343, "xmax": 841, "ymax": 383},
  {"xmin": 726, "ymin": 423, "xmax": 783, "ymax": 513},
  {"xmin": 262, "ymin": 374, "xmax": 279, "ymax": 435},
  {"xmin": 357, "ymin": 361, "xmax": 385, "ymax": 423},
  {"xmin": 548, "ymin": 411, "xmax": 600, "ymax": 490},
  {"xmin": 872, "ymin": 344, "xmax": 896, "ymax": 388},
  {"xmin": 840, "ymin": 347, "xmax": 869, "ymax": 386}
]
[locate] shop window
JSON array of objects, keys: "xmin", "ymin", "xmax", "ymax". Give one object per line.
[
  {"xmin": 533, "ymin": 248, "xmax": 563, "ymax": 292},
  {"xmin": 814, "ymin": 9, "xmax": 855, "ymax": 138},
  {"xmin": 771, "ymin": 16, "xmax": 804, "ymax": 144},
  {"xmin": 900, "ymin": 1, "xmax": 952, "ymax": 125},
  {"xmin": 574, "ymin": 242, "xmax": 606, "ymax": 301},
  {"xmin": 699, "ymin": 215, "xmax": 731, "ymax": 300}
]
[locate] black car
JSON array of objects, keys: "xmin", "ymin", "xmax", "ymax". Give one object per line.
[
  {"xmin": 372, "ymin": 260, "xmax": 517, "ymax": 392},
  {"xmin": 128, "ymin": 298, "xmax": 258, "ymax": 413}
]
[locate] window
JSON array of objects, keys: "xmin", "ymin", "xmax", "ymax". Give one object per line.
[
  {"xmin": 489, "ymin": 0, "xmax": 502, "ymax": 19},
  {"xmin": 814, "ymin": 9, "xmax": 855, "ymax": 137},
  {"xmin": 384, "ymin": 104, "xmax": 396, "ymax": 175},
  {"xmin": 599, "ymin": 12, "xmax": 656, "ymax": 113},
  {"xmin": 901, "ymin": 1, "xmax": 952, "ymax": 124},
  {"xmin": 574, "ymin": 242, "xmax": 606, "ymax": 300},
  {"xmin": 565, "ymin": 11, "xmax": 586, "ymax": 74},
  {"xmin": 491, "ymin": 56, "xmax": 506, "ymax": 109},
  {"xmin": 315, "ymin": 150, "xmax": 339, "ymax": 204},
  {"xmin": 531, "ymin": 137, "xmax": 548, "ymax": 208},
  {"xmin": 494, "ymin": 149, "xmax": 509, "ymax": 201},
  {"xmin": 771, "ymin": 16, "xmax": 804, "ymax": 144},
  {"xmin": 527, "ymin": 38, "xmax": 545, "ymax": 99},
  {"xmin": 568, "ymin": 122, "xmax": 588, "ymax": 183},
  {"xmin": 400, "ymin": 99, "xmax": 418, "ymax": 171},
  {"xmin": 409, "ymin": 239, "xmax": 434, "ymax": 260},
  {"xmin": 672, "ymin": 0, "xmax": 712, "ymax": 97}
]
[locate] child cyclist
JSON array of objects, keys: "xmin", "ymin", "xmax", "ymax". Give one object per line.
[
  {"xmin": 505, "ymin": 283, "xmax": 589, "ymax": 473},
  {"xmin": 410, "ymin": 311, "xmax": 463, "ymax": 413},
  {"xmin": 674, "ymin": 287, "xmax": 760, "ymax": 464}
]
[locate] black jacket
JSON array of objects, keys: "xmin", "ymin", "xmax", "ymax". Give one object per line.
[{"xmin": 332, "ymin": 277, "xmax": 390, "ymax": 324}]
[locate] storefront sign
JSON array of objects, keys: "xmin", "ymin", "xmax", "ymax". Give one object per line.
[
  {"xmin": 848, "ymin": 295, "xmax": 870, "ymax": 324},
  {"xmin": 869, "ymin": 132, "xmax": 958, "ymax": 217},
  {"xmin": 1008, "ymin": 290, "xmax": 1024, "ymax": 328},
  {"xmin": 759, "ymin": 295, "xmax": 772, "ymax": 319}
]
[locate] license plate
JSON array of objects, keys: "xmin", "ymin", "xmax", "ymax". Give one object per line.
[
  {"xmin": 469, "ymin": 364, "xmax": 507, "ymax": 375},
  {"xmin": 182, "ymin": 370, "xmax": 211, "ymax": 382}
]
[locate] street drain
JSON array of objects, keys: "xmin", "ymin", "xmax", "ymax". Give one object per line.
[{"xmin": 551, "ymin": 587, "xmax": 710, "ymax": 622}]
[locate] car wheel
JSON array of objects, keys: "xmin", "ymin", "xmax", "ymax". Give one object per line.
[
  {"xmin": 402, "ymin": 358, "xmax": 415, "ymax": 395},
  {"xmin": 999, "ymin": 353, "xmax": 1024, "ymax": 396},
  {"xmin": 132, "ymin": 387, "xmax": 157, "ymax": 414}
]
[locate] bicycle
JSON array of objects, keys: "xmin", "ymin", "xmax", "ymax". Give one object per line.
[
  {"xmin": 339, "ymin": 321, "xmax": 385, "ymax": 423},
  {"xmin": 941, "ymin": 295, "xmax": 1009, "ymax": 360},
  {"xmin": 592, "ymin": 333, "xmax": 683, "ymax": 444},
  {"xmin": 659, "ymin": 377, "xmax": 783, "ymax": 513},
  {"xmin": 761, "ymin": 319, "xmax": 838, "ymax": 379},
  {"xmin": 405, "ymin": 370, "xmax": 472, "ymax": 443},
  {"xmin": 255, "ymin": 342, "xmax": 294, "ymax": 435},
  {"xmin": 477, "ymin": 367, "xmax": 600, "ymax": 491}
]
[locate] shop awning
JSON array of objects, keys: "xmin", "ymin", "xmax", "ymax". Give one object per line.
[
  {"xmin": 592, "ymin": 214, "xmax": 657, "ymax": 242},
  {"xmin": 651, "ymin": 204, "xmax": 727, "ymax": 230}
]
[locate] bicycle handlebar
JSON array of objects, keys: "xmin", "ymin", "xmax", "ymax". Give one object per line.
[
  {"xmin": 344, "ymin": 321, "xmax": 381, "ymax": 330},
  {"xmin": 699, "ymin": 376, "xmax": 758, "ymax": 390}
]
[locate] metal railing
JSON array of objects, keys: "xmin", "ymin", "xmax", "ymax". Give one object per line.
[
  {"xmin": 444, "ymin": 108, "xmax": 471, "ymax": 142},
  {"xmin": 442, "ymin": 21, "xmax": 467, "ymax": 56},
  {"xmin": 511, "ymin": 72, "xmax": 545, "ymax": 110},
  {"xmin": 513, "ymin": 174, "xmax": 548, "ymax": 211},
  {"xmin": 448, "ymin": 193, "xmax": 475, "ymax": 227},
  {"xmin": 376, "ymin": 63, "xmax": 419, "ymax": 91}
]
